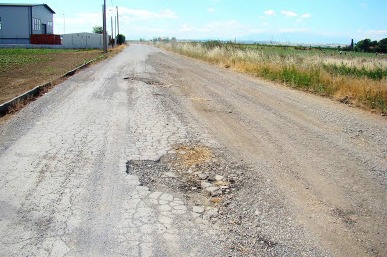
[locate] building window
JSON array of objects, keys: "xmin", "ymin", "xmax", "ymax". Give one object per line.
[
  {"xmin": 33, "ymin": 18, "xmax": 41, "ymax": 31},
  {"xmin": 47, "ymin": 21, "xmax": 53, "ymax": 27},
  {"xmin": 0, "ymin": 17, "xmax": 2, "ymax": 30}
]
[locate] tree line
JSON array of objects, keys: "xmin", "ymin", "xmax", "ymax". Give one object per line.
[{"xmin": 341, "ymin": 38, "xmax": 387, "ymax": 53}]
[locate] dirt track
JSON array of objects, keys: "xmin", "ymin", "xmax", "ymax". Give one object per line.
[
  {"xmin": 151, "ymin": 48, "xmax": 387, "ymax": 256},
  {"xmin": 0, "ymin": 44, "xmax": 386, "ymax": 256}
]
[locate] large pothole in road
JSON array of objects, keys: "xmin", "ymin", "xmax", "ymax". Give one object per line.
[
  {"xmin": 125, "ymin": 144, "xmax": 283, "ymax": 256},
  {"xmin": 125, "ymin": 144, "xmax": 243, "ymax": 208}
]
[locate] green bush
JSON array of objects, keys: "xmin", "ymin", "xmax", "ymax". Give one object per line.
[
  {"xmin": 116, "ymin": 34, "xmax": 126, "ymax": 45},
  {"xmin": 203, "ymin": 40, "xmax": 223, "ymax": 50}
]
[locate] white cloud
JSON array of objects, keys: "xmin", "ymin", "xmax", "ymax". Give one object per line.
[
  {"xmin": 359, "ymin": 30, "xmax": 387, "ymax": 40},
  {"xmin": 53, "ymin": 7, "xmax": 179, "ymax": 35},
  {"xmin": 277, "ymin": 28, "xmax": 309, "ymax": 33},
  {"xmin": 54, "ymin": 12, "xmax": 102, "ymax": 34},
  {"xmin": 264, "ymin": 9, "xmax": 275, "ymax": 16},
  {"xmin": 207, "ymin": 8, "xmax": 215, "ymax": 13},
  {"xmin": 281, "ymin": 11, "xmax": 298, "ymax": 17},
  {"xmin": 119, "ymin": 8, "xmax": 179, "ymax": 20},
  {"xmin": 300, "ymin": 13, "xmax": 311, "ymax": 18},
  {"xmin": 180, "ymin": 24, "xmax": 197, "ymax": 32},
  {"xmin": 173, "ymin": 20, "xmax": 262, "ymax": 39}
]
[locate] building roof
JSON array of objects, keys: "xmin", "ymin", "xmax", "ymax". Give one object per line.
[{"xmin": 0, "ymin": 3, "xmax": 55, "ymax": 14}]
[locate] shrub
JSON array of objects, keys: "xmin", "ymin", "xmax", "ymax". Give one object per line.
[{"xmin": 116, "ymin": 34, "xmax": 126, "ymax": 45}]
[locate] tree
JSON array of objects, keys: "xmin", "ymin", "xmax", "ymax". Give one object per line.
[
  {"xmin": 92, "ymin": 26, "xmax": 103, "ymax": 34},
  {"xmin": 376, "ymin": 38, "xmax": 387, "ymax": 53},
  {"xmin": 355, "ymin": 39, "xmax": 371, "ymax": 52},
  {"xmin": 116, "ymin": 34, "xmax": 126, "ymax": 44},
  {"xmin": 355, "ymin": 38, "xmax": 380, "ymax": 52},
  {"xmin": 350, "ymin": 39, "xmax": 354, "ymax": 51}
]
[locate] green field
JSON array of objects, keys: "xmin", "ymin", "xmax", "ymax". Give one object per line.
[{"xmin": 0, "ymin": 48, "xmax": 95, "ymax": 71}]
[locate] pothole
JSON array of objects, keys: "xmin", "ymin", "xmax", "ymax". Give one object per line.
[
  {"xmin": 125, "ymin": 144, "xmax": 243, "ymax": 206},
  {"xmin": 123, "ymin": 76, "xmax": 164, "ymax": 86},
  {"xmin": 124, "ymin": 144, "xmax": 280, "ymax": 255}
]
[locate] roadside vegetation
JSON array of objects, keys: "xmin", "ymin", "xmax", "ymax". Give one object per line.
[{"xmin": 155, "ymin": 41, "xmax": 387, "ymax": 113}]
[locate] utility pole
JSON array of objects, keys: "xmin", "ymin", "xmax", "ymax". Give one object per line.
[
  {"xmin": 116, "ymin": 6, "xmax": 120, "ymax": 36},
  {"xmin": 102, "ymin": 0, "xmax": 107, "ymax": 53},
  {"xmin": 63, "ymin": 14, "xmax": 65, "ymax": 35},
  {"xmin": 114, "ymin": 16, "xmax": 117, "ymax": 39},
  {"xmin": 111, "ymin": 16, "xmax": 113, "ymax": 47}
]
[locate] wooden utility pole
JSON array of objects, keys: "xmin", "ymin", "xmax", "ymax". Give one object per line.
[
  {"xmin": 116, "ymin": 6, "xmax": 120, "ymax": 36},
  {"xmin": 102, "ymin": 0, "xmax": 107, "ymax": 53}
]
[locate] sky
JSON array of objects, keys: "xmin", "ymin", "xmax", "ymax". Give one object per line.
[{"xmin": 5, "ymin": 0, "xmax": 387, "ymax": 44}]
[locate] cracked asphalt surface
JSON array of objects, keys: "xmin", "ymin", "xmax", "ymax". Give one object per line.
[{"xmin": 0, "ymin": 44, "xmax": 386, "ymax": 256}]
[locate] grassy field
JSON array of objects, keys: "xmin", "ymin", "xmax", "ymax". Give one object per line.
[
  {"xmin": 156, "ymin": 41, "xmax": 387, "ymax": 113},
  {"xmin": 0, "ymin": 48, "xmax": 107, "ymax": 104}
]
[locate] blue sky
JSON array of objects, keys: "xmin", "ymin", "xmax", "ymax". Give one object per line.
[{"xmin": 6, "ymin": 0, "xmax": 387, "ymax": 44}]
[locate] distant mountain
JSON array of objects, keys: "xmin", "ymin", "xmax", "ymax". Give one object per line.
[{"xmin": 236, "ymin": 31, "xmax": 352, "ymax": 46}]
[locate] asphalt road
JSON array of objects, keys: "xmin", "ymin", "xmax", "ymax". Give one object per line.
[{"xmin": 0, "ymin": 44, "xmax": 386, "ymax": 257}]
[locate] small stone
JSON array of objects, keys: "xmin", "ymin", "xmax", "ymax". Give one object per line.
[
  {"xmin": 159, "ymin": 193, "xmax": 174, "ymax": 202},
  {"xmin": 215, "ymin": 175, "xmax": 224, "ymax": 181},
  {"xmin": 201, "ymin": 181, "xmax": 212, "ymax": 189},
  {"xmin": 197, "ymin": 173, "xmax": 208, "ymax": 180},
  {"xmin": 206, "ymin": 207, "xmax": 219, "ymax": 217},
  {"xmin": 192, "ymin": 212, "xmax": 201, "ymax": 218},
  {"xmin": 163, "ymin": 172, "xmax": 178, "ymax": 178},
  {"xmin": 206, "ymin": 187, "xmax": 221, "ymax": 196},
  {"xmin": 193, "ymin": 206, "xmax": 205, "ymax": 214},
  {"xmin": 207, "ymin": 175, "xmax": 216, "ymax": 181},
  {"xmin": 149, "ymin": 191, "xmax": 163, "ymax": 199}
]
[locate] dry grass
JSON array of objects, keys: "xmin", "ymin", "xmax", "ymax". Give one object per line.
[{"xmin": 157, "ymin": 42, "xmax": 387, "ymax": 113}]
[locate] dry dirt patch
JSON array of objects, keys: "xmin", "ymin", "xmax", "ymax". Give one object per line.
[
  {"xmin": 0, "ymin": 45, "xmax": 126, "ymax": 105},
  {"xmin": 173, "ymin": 145, "xmax": 213, "ymax": 168}
]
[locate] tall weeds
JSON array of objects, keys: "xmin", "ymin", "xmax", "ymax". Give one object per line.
[{"xmin": 158, "ymin": 42, "xmax": 387, "ymax": 113}]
